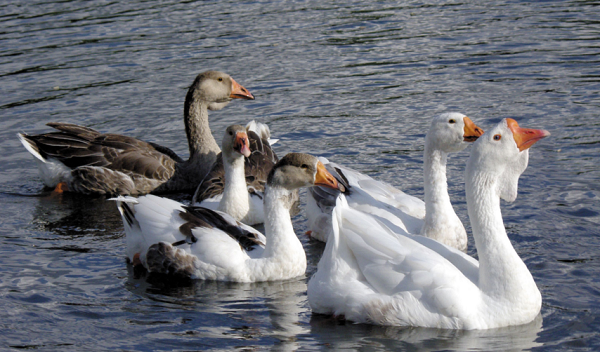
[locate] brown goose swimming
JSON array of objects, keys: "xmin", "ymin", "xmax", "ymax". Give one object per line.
[{"xmin": 18, "ymin": 71, "xmax": 254, "ymax": 195}]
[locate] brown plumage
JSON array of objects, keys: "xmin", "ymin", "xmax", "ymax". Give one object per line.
[
  {"xmin": 19, "ymin": 71, "xmax": 254, "ymax": 195},
  {"xmin": 145, "ymin": 242, "xmax": 197, "ymax": 278}
]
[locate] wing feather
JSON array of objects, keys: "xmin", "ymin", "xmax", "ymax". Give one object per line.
[
  {"xmin": 23, "ymin": 123, "xmax": 179, "ymax": 187},
  {"xmin": 338, "ymin": 197, "xmax": 478, "ymax": 313}
]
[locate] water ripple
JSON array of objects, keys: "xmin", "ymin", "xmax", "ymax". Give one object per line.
[{"xmin": 0, "ymin": 0, "xmax": 599, "ymax": 350}]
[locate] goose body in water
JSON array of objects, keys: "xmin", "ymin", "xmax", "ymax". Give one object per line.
[
  {"xmin": 306, "ymin": 113, "xmax": 483, "ymax": 251},
  {"xmin": 18, "ymin": 71, "xmax": 254, "ymax": 195},
  {"xmin": 113, "ymin": 153, "xmax": 341, "ymax": 282},
  {"xmin": 307, "ymin": 118, "xmax": 549, "ymax": 329}
]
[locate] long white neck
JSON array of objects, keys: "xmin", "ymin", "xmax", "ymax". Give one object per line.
[
  {"xmin": 262, "ymin": 185, "xmax": 306, "ymax": 269},
  {"xmin": 467, "ymin": 170, "xmax": 540, "ymax": 304},
  {"xmin": 421, "ymin": 141, "xmax": 466, "ymax": 250},
  {"xmin": 218, "ymin": 154, "xmax": 250, "ymax": 219}
]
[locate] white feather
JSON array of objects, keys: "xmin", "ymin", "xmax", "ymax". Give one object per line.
[{"xmin": 308, "ymin": 118, "xmax": 545, "ymax": 330}]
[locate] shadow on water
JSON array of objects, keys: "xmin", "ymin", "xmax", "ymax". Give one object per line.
[
  {"xmin": 123, "ymin": 263, "xmax": 544, "ymax": 351},
  {"xmin": 28, "ymin": 191, "xmax": 124, "ymax": 244}
]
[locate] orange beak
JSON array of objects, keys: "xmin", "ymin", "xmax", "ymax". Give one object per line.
[
  {"xmin": 463, "ymin": 116, "xmax": 484, "ymax": 142},
  {"xmin": 234, "ymin": 132, "xmax": 251, "ymax": 157},
  {"xmin": 230, "ymin": 78, "xmax": 254, "ymax": 100},
  {"xmin": 314, "ymin": 161, "xmax": 342, "ymax": 190},
  {"xmin": 506, "ymin": 118, "xmax": 550, "ymax": 151}
]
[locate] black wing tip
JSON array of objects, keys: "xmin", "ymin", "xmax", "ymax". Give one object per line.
[
  {"xmin": 180, "ymin": 205, "xmax": 261, "ymax": 252},
  {"xmin": 121, "ymin": 202, "xmax": 136, "ymax": 227}
]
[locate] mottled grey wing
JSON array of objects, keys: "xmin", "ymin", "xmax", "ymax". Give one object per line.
[
  {"xmin": 46, "ymin": 122, "xmax": 101, "ymax": 140},
  {"xmin": 244, "ymin": 130, "xmax": 278, "ymax": 193},
  {"xmin": 24, "ymin": 123, "xmax": 178, "ymax": 182},
  {"xmin": 147, "ymin": 142, "xmax": 185, "ymax": 164},
  {"xmin": 23, "ymin": 125, "xmax": 109, "ymax": 169},
  {"xmin": 192, "ymin": 154, "xmax": 226, "ymax": 203}
]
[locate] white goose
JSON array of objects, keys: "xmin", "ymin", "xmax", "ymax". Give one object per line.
[
  {"xmin": 308, "ymin": 118, "xmax": 549, "ymax": 329},
  {"xmin": 191, "ymin": 124, "xmax": 267, "ymax": 225},
  {"xmin": 191, "ymin": 122, "xmax": 280, "ymax": 225},
  {"xmin": 113, "ymin": 153, "xmax": 341, "ymax": 282},
  {"xmin": 306, "ymin": 112, "xmax": 483, "ymax": 251}
]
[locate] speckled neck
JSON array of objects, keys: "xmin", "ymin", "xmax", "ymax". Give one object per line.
[{"xmin": 184, "ymin": 100, "xmax": 220, "ymax": 163}]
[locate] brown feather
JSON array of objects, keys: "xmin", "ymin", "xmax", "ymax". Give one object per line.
[
  {"xmin": 23, "ymin": 122, "xmax": 180, "ymax": 195},
  {"xmin": 145, "ymin": 242, "xmax": 196, "ymax": 277}
]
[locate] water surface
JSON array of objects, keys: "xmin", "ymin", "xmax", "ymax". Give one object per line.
[{"xmin": 1, "ymin": 0, "xmax": 599, "ymax": 350}]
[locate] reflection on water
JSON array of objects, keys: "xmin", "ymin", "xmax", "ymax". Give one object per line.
[
  {"xmin": 125, "ymin": 268, "xmax": 309, "ymax": 351},
  {"xmin": 0, "ymin": 0, "xmax": 599, "ymax": 350},
  {"xmin": 310, "ymin": 314, "xmax": 543, "ymax": 351}
]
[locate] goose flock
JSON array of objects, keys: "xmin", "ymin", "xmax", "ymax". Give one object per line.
[{"xmin": 19, "ymin": 70, "xmax": 550, "ymax": 330}]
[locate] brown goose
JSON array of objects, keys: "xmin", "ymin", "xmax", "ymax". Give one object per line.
[{"xmin": 18, "ymin": 71, "xmax": 254, "ymax": 195}]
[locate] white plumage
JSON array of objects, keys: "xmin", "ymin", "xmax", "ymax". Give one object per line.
[
  {"xmin": 306, "ymin": 112, "xmax": 483, "ymax": 251},
  {"xmin": 113, "ymin": 153, "xmax": 341, "ymax": 282},
  {"xmin": 308, "ymin": 118, "xmax": 549, "ymax": 329}
]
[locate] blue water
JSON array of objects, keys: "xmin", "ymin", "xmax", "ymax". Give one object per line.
[{"xmin": 1, "ymin": 0, "xmax": 599, "ymax": 350}]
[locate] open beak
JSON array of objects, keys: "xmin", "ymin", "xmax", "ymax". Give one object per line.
[
  {"xmin": 507, "ymin": 118, "xmax": 550, "ymax": 151},
  {"xmin": 234, "ymin": 132, "xmax": 252, "ymax": 157},
  {"xmin": 315, "ymin": 161, "xmax": 343, "ymax": 190},
  {"xmin": 463, "ymin": 116, "xmax": 484, "ymax": 142},
  {"xmin": 230, "ymin": 78, "xmax": 255, "ymax": 100}
]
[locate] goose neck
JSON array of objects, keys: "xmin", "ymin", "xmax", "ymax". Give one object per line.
[
  {"xmin": 263, "ymin": 186, "xmax": 304, "ymax": 259},
  {"xmin": 184, "ymin": 100, "xmax": 220, "ymax": 162},
  {"xmin": 423, "ymin": 146, "xmax": 453, "ymax": 220},
  {"xmin": 467, "ymin": 171, "xmax": 537, "ymax": 299},
  {"xmin": 218, "ymin": 155, "xmax": 250, "ymax": 216}
]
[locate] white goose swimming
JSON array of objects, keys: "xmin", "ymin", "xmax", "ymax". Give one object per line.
[
  {"xmin": 113, "ymin": 153, "xmax": 341, "ymax": 282},
  {"xmin": 306, "ymin": 112, "xmax": 483, "ymax": 251},
  {"xmin": 191, "ymin": 123, "xmax": 279, "ymax": 225},
  {"xmin": 308, "ymin": 118, "xmax": 549, "ymax": 329},
  {"xmin": 191, "ymin": 124, "xmax": 268, "ymax": 225}
]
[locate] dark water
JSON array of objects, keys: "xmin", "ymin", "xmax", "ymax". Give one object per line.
[{"xmin": 1, "ymin": 0, "xmax": 599, "ymax": 350}]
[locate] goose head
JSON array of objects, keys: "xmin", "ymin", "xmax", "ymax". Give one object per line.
[
  {"xmin": 467, "ymin": 118, "xmax": 550, "ymax": 202},
  {"xmin": 427, "ymin": 112, "xmax": 484, "ymax": 153},
  {"xmin": 268, "ymin": 153, "xmax": 342, "ymax": 191},
  {"xmin": 222, "ymin": 125, "xmax": 251, "ymax": 162},
  {"xmin": 187, "ymin": 71, "xmax": 254, "ymax": 111}
]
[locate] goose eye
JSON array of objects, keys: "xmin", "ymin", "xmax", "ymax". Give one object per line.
[
  {"xmin": 218, "ymin": 77, "xmax": 223, "ymax": 82},
  {"xmin": 493, "ymin": 134, "xmax": 501, "ymax": 141},
  {"xmin": 449, "ymin": 119, "xmax": 456, "ymax": 124},
  {"xmin": 301, "ymin": 164, "xmax": 309, "ymax": 170},
  {"xmin": 228, "ymin": 131, "xmax": 233, "ymax": 136}
]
